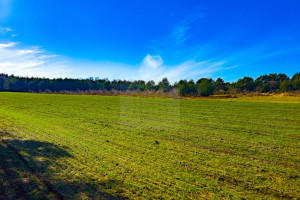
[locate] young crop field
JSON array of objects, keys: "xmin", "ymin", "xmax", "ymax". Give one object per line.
[{"xmin": 0, "ymin": 92, "xmax": 299, "ymax": 199}]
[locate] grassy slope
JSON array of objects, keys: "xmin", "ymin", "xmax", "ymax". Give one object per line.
[{"xmin": 0, "ymin": 92, "xmax": 299, "ymax": 199}]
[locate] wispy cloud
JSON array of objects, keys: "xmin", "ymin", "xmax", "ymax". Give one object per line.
[
  {"xmin": 171, "ymin": 13, "xmax": 204, "ymax": 47},
  {"xmin": 159, "ymin": 60, "xmax": 227, "ymax": 83},
  {"xmin": 149, "ymin": 11, "xmax": 205, "ymax": 55},
  {"xmin": 171, "ymin": 24, "xmax": 189, "ymax": 46},
  {"xmin": 0, "ymin": 40, "xmax": 139, "ymax": 80},
  {"xmin": 0, "ymin": 40, "xmax": 235, "ymax": 82},
  {"xmin": 0, "ymin": 27, "xmax": 13, "ymax": 32},
  {"xmin": 251, "ymin": 47, "xmax": 300, "ymax": 62},
  {"xmin": 0, "ymin": 26, "xmax": 16, "ymax": 38},
  {"xmin": 0, "ymin": 42, "xmax": 68, "ymax": 77},
  {"xmin": 138, "ymin": 54, "xmax": 232, "ymax": 83},
  {"xmin": 221, "ymin": 39, "xmax": 300, "ymax": 68}
]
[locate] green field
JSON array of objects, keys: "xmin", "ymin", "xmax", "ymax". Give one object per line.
[{"xmin": 0, "ymin": 92, "xmax": 299, "ymax": 199}]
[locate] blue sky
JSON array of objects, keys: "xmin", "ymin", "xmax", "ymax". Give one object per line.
[{"xmin": 0, "ymin": 0, "xmax": 299, "ymax": 83}]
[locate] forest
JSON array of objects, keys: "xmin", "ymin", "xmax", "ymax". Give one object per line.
[{"xmin": 0, "ymin": 72, "xmax": 299, "ymax": 96}]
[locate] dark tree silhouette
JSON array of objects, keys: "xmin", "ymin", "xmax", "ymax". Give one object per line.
[{"xmin": 0, "ymin": 72, "xmax": 299, "ymax": 96}]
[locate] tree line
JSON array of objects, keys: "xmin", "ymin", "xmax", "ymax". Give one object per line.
[{"xmin": 0, "ymin": 72, "xmax": 299, "ymax": 96}]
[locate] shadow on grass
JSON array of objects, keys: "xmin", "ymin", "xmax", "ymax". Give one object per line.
[{"xmin": 0, "ymin": 132, "xmax": 127, "ymax": 200}]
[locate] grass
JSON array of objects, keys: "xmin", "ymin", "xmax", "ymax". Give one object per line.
[
  {"xmin": 221, "ymin": 94, "xmax": 300, "ymax": 103},
  {"xmin": 0, "ymin": 92, "xmax": 299, "ymax": 199}
]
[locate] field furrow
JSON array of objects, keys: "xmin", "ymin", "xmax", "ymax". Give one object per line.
[{"xmin": 0, "ymin": 92, "xmax": 299, "ymax": 199}]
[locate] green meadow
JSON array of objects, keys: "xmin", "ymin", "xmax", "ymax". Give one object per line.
[{"xmin": 0, "ymin": 92, "xmax": 299, "ymax": 199}]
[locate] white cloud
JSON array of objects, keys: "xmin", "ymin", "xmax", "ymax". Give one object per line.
[
  {"xmin": 39, "ymin": 55, "xmax": 58, "ymax": 59},
  {"xmin": 138, "ymin": 53, "xmax": 231, "ymax": 83},
  {"xmin": 0, "ymin": 42, "xmax": 17, "ymax": 48},
  {"xmin": 0, "ymin": 40, "xmax": 235, "ymax": 82},
  {"xmin": 142, "ymin": 54, "xmax": 163, "ymax": 69},
  {"xmin": 0, "ymin": 42, "xmax": 68, "ymax": 77},
  {"xmin": 0, "ymin": 40, "xmax": 139, "ymax": 80},
  {"xmin": 157, "ymin": 60, "xmax": 228, "ymax": 83},
  {"xmin": 0, "ymin": 27, "xmax": 13, "ymax": 32}
]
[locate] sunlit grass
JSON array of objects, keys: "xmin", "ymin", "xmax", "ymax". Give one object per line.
[
  {"xmin": 221, "ymin": 93, "xmax": 300, "ymax": 103},
  {"xmin": 0, "ymin": 92, "xmax": 299, "ymax": 199}
]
